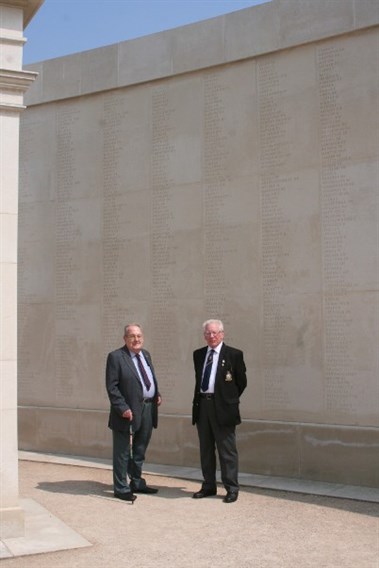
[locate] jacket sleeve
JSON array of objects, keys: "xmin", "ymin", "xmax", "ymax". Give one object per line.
[
  {"xmin": 235, "ymin": 349, "xmax": 247, "ymax": 397},
  {"xmin": 192, "ymin": 350, "xmax": 203, "ymax": 425},
  {"xmin": 105, "ymin": 352, "xmax": 129, "ymax": 417}
]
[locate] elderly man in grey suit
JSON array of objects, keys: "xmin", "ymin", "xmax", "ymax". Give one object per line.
[
  {"xmin": 192, "ymin": 319, "xmax": 247, "ymax": 503},
  {"xmin": 106, "ymin": 323, "xmax": 161, "ymax": 502}
]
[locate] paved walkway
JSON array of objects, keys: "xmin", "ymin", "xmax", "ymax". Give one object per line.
[{"xmin": 1, "ymin": 452, "xmax": 378, "ymax": 567}]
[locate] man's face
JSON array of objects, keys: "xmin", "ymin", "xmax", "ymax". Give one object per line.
[
  {"xmin": 124, "ymin": 325, "xmax": 144, "ymax": 354},
  {"xmin": 204, "ymin": 323, "xmax": 224, "ymax": 348}
]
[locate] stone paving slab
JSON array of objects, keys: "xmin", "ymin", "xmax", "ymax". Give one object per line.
[{"xmin": 0, "ymin": 498, "xmax": 90, "ymax": 559}]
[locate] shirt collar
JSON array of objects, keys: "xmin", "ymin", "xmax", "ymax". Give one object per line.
[
  {"xmin": 131, "ymin": 350, "xmax": 142, "ymax": 359},
  {"xmin": 208, "ymin": 342, "xmax": 223, "ymax": 355}
]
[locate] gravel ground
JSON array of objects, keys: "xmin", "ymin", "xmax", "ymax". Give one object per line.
[{"xmin": 3, "ymin": 461, "xmax": 379, "ymax": 568}]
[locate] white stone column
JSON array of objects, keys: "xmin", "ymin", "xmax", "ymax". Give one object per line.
[{"xmin": 0, "ymin": 1, "xmax": 40, "ymax": 538}]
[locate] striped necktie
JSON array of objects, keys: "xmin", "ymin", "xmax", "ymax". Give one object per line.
[
  {"xmin": 136, "ymin": 353, "xmax": 151, "ymax": 391},
  {"xmin": 201, "ymin": 350, "xmax": 214, "ymax": 391}
]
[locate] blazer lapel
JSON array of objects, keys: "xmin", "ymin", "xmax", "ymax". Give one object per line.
[
  {"xmin": 195, "ymin": 347, "xmax": 207, "ymax": 386},
  {"xmin": 121, "ymin": 346, "xmax": 140, "ymax": 380},
  {"xmin": 198, "ymin": 347, "xmax": 208, "ymax": 370},
  {"xmin": 216, "ymin": 343, "xmax": 227, "ymax": 378}
]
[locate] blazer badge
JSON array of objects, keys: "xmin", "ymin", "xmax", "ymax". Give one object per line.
[{"xmin": 225, "ymin": 371, "xmax": 233, "ymax": 382}]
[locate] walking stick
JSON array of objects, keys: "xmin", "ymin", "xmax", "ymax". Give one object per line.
[
  {"xmin": 129, "ymin": 423, "xmax": 133, "ymax": 460},
  {"xmin": 129, "ymin": 423, "xmax": 135, "ymax": 505}
]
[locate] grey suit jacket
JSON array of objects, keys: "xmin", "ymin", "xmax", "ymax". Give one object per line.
[{"xmin": 106, "ymin": 345, "xmax": 159, "ymax": 432}]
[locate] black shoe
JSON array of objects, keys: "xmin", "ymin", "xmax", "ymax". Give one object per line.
[
  {"xmin": 131, "ymin": 486, "xmax": 158, "ymax": 494},
  {"xmin": 114, "ymin": 492, "xmax": 137, "ymax": 502},
  {"xmin": 192, "ymin": 489, "xmax": 217, "ymax": 499},
  {"xmin": 223, "ymin": 492, "xmax": 238, "ymax": 503}
]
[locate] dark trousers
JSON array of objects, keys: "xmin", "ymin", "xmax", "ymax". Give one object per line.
[
  {"xmin": 112, "ymin": 402, "xmax": 153, "ymax": 494},
  {"xmin": 196, "ymin": 398, "xmax": 239, "ymax": 493}
]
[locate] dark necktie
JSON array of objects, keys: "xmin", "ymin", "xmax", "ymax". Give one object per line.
[
  {"xmin": 136, "ymin": 353, "xmax": 151, "ymax": 391},
  {"xmin": 201, "ymin": 350, "xmax": 215, "ymax": 392}
]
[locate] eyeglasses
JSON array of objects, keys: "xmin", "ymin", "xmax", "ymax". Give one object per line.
[{"xmin": 204, "ymin": 330, "xmax": 223, "ymax": 337}]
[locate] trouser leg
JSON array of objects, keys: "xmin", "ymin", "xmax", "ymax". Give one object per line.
[
  {"xmin": 196, "ymin": 399, "xmax": 217, "ymax": 491},
  {"xmin": 128, "ymin": 402, "xmax": 153, "ymax": 490},
  {"xmin": 112, "ymin": 429, "xmax": 132, "ymax": 494},
  {"xmin": 214, "ymin": 426, "xmax": 239, "ymax": 492}
]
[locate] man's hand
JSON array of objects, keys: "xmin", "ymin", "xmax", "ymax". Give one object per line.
[{"xmin": 122, "ymin": 409, "xmax": 133, "ymax": 420}]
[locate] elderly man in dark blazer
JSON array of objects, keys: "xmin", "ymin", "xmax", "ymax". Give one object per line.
[
  {"xmin": 106, "ymin": 323, "xmax": 161, "ymax": 502},
  {"xmin": 192, "ymin": 319, "xmax": 247, "ymax": 503}
]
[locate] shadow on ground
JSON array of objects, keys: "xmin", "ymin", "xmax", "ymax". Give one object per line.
[
  {"xmin": 35, "ymin": 477, "xmax": 379, "ymax": 515},
  {"xmin": 36, "ymin": 479, "xmax": 192, "ymax": 500}
]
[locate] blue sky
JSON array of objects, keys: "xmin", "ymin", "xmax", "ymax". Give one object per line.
[{"xmin": 24, "ymin": 0, "xmax": 268, "ymax": 64}]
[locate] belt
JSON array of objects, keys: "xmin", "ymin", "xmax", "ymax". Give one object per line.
[
  {"xmin": 143, "ymin": 398, "xmax": 154, "ymax": 403},
  {"xmin": 199, "ymin": 393, "xmax": 214, "ymax": 399}
]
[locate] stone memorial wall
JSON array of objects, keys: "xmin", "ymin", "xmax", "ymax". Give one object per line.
[{"xmin": 18, "ymin": 0, "xmax": 379, "ymax": 486}]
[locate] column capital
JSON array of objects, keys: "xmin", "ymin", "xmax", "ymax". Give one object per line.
[
  {"xmin": 0, "ymin": 68, "xmax": 37, "ymax": 112},
  {"xmin": 0, "ymin": 0, "xmax": 45, "ymax": 28}
]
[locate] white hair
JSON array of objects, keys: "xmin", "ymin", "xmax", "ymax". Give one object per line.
[{"xmin": 202, "ymin": 319, "xmax": 224, "ymax": 332}]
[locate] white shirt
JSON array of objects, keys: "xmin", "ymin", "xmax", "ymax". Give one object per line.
[
  {"xmin": 132, "ymin": 351, "xmax": 156, "ymax": 398},
  {"xmin": 201, "ymin": 342, "xmax": 223, "ymax": 393}
]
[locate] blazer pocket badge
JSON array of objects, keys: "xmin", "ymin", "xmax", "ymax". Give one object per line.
[{"xmin": 225, "ymin": 371, "xmax": 233, "ymax": 382}]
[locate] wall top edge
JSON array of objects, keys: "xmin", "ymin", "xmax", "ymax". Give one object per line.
[{"xmin": 23, "ymin": 0, "xmax": 379, "ymax": 107}]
